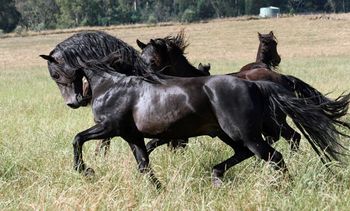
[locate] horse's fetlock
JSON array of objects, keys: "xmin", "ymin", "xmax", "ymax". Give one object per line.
[{"xmin": 212, "ymin": 168, "xmax": 224, "ymax": 178}]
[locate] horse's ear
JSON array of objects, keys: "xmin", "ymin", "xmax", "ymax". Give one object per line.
[
  {"xmin": 269, "ymin": 31, "xmax": 274, "ymax": 36},
  {"xmin": 198, "ymin": 63, "xmax": 211, "ymax": 73},
  {"xmin": 150, "ymin": 39, "xmax": 156, "ymax": 45},
  {"xmin": 258, "ymin": 32, "xmax": 262, "ymax": 39},
  {"xmin": 136, "ymin": 39, "xmax": 146, "ymax": 49},
  {"xmin": 40, "ymin": 55, "xmax": 58, "ymax": 64},
  {"xmin": 206, "ymin": 63, "xmax": 211, "ymax": 71}
]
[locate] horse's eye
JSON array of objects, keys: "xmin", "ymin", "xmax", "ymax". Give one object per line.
[{"xmin": 52, "ymin": 73, "xmax": 60, "ymax": 80}]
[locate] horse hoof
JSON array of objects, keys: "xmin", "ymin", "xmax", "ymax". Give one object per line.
[
  {"xmin": 84, "ymin": 167, "xmax": 95, "ymax": 177},
  {"xmin": 212, "ymin": 177, "xmax": 223, "ymax": 188}
]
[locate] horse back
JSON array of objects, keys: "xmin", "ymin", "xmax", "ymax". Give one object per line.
[{"xmin": 230, "ymin": 68, "xmax": 282, "ymax": 82}]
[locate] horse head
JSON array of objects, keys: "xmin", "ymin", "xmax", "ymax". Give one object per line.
[
  {"xmin": 137, "ymin": 38, "xmax": 170, "ymax": 72},
  {"xmin": 137, "ymin": 30, "xmax": 210, "ymax": 77},
  {"xmin": 257, "ymin": 31, "xmax": 281, "ymax": 68},
  {"xmin": 40, "ymin": 52, "xmax": 90, "ymax": 109}
]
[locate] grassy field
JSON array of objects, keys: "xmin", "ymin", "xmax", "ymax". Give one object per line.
[{"xmin": 1, "ymin": 14, "xmax": 350, "ymax": 210}]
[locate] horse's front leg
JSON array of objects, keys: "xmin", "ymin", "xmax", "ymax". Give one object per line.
[
  {"xmin": 125, "ymin": 137, "xmax": 162, "ymax": 189},
  {"xmin": 73, "ymin": 122, "xmax": 113, "ymax": 173}
]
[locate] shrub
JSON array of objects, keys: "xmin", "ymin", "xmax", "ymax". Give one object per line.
[{"xmin": 181, "ymin": 9, "xmax": 197, "ymax": 23}]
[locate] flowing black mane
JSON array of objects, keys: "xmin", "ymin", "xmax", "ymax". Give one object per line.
[
  {"xmin": 161, "ymin": 29, "xmax": 189, "ymax": 55},
  {"xmin": 145, "ymin": 30, "xmax": 209, "ymax": 77},
  {"xmin": 82, "ymin": 52, "xmax": 164, "ymax": 84},
  {"xmin": 49, "ymin": 30, "xmax": 161, "ymax": 82}
]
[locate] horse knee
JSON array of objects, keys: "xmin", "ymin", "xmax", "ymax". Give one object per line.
[{"xmin": 72, "ymin": 135, "xmax": 83, "ymax": 147}]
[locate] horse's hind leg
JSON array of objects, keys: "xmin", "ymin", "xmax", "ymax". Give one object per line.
[
  {"xmin": 213, "ymin": 133, "xmax": 254, "ymax": 187},
  {"xmin": 95, "ymin": 138, "xmax": 111, "ymax": 156},
  {"xmin": 263, "ymin": 112, "xmax": 301, "ymax": 152},
  {"xmin": 243, "ymin": 133, "xmax": 288, "ymax": 173},
  {"xmin": 221, "ymin": 123, "xmax": 287, "ymax": 172},
  {"xmin": 167, "ymin": 138, "xmax": 188, "ymax": 150},
  {"xmin": 147, "ymin": 138, "xmax": 189, "ymax": 154},
  {"xmin": 281, "ymin": 122, "xmax": 301, "ymax": 152}
]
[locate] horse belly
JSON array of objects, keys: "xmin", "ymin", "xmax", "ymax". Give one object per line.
[
  {"xmin": 139, "ymin": 114, "xmax": 218, "ymax": 139},
  {"xmin": 134, "ymin": 104, "xmax": 192, "ymax": 135},
  {"xmin": 133, "ymin": 94, "xmax": 216, "ymax": 137}
]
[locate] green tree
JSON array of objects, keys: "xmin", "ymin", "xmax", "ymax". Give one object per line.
[
  {"xmin": 16, "ymin": 0, "xmax": 59, "ymax": 31},
  {"xmin": 0, "ymin": 0, "xmax": 21, "ymax": 32},
  {"xmin": 196, "ymin": 0, "xmax": 215, "ymax": 19}
]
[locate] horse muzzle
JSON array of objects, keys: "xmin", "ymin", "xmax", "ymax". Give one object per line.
[
  {"xmin": 66, "ymin": 94, "xmax": 84, "ymax": 109},
  {"xmin": 76, "ymin": 93, "xmax": 91, "ymax": 107}
]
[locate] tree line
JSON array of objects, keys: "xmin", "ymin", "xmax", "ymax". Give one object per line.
[{"xmin": 1, "ymin": 0, "xmax": 350, "ymax": 33}]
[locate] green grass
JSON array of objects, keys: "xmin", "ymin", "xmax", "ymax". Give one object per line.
[{"xmin": 1, "ymin": 14, "xmax": 350, "ymax": 210}]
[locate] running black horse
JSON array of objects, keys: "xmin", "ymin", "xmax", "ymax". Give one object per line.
[
  {"xmin": 42, "ymin": 30, "xmax": 203, "ymax": 155},
  {"xmin": 41, "ymin": 51, "xmax": 349, "ymax": 188},
  {"xmin": 136, "ymin": 31, "xmax": 350, "ymax": 154}
]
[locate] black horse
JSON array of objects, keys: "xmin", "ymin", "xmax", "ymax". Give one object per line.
[
  {"xmin": 239, "ymin": 31, "xmax": 281, "ymax": 71},
  {"xmin": 136, "ymin": 30, "xmax": 211, "ymax": 151},
  {"xmin": 136, "ymin": 31, "xmax": 350, "ymax": 154},
  {"xmin": 41, "ymin": 51, "xmax": 349, "ymax": 188},
  {"xmin": 42, "ymin": 30, "xmax": 202, "ymax": 155}
]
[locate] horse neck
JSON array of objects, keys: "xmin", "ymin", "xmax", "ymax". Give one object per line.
[
  {"xmin": 170, "ymin": 54, "xmax": 205, "ymax": 77},
  {"xmin": 256, "ymin": 43, "xmax": 266, "ymax": 63},
  {"xmin": 256, "ymin": 44, "xmax": 279, "ymax": 68},
  {"xmin": 83, "ymin": 67, "xmax": 120, "ymax": 91}
]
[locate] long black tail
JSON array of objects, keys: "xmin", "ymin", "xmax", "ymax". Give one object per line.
[
  {"xmin": 281, "ymin": 75, "xmax": 350, "ymax": 129},
  {"xmin": 255, "ymin": 81, "xmax": 350, "ymax": 164}
]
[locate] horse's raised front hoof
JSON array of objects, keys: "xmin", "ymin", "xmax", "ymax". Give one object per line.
[
  {"xmin": 212, "ymin": 177, "xmax": 223, "ymax": 188},
  {"xmin": 84, "ymin": 167, "xmax": 96, "ymax": 177}
]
